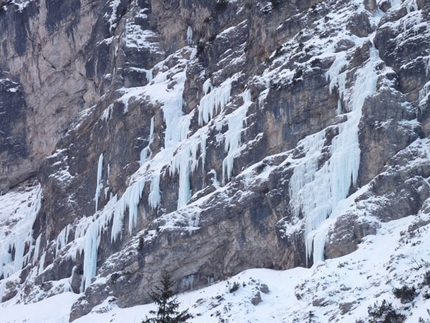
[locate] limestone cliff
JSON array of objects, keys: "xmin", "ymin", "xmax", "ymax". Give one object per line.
[{"xmin": 1, "ymin": 0, "xmax": 430, "ymax": 321}]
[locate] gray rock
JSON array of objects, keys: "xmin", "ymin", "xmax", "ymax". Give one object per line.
[
  {"xmin": 347, "ymin": 12, "xmax": 374, "ymax": 38},
  {"xmin": 326, "ymin": 213, "xmax": 380, "ymax": 259},
  {"xmin": 339, "ymin": 302, "xmax": 355, "ymax": 315},
  {"xmin": 259, "ymin": 283, "xmax": 270, "ymax": 294},
  {"xmin": 251, "ymin": 291, "xmax": 262, "ymax": 305},
  {"xmin": 364, "ymin": 0, "xmax": 377, "ymax": 11}
]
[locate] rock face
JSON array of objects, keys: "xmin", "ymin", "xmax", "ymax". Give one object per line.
[
  {"xmin": 0, "ymin": 0, "xmax": 100, "ymax": 192},
  {"xmin": 0, "ymin": 78, "xmax": 30, "ymax": 191},
  {"xmin": 1, "ymin": 0, "xmax": 430, "ymax": 321}
]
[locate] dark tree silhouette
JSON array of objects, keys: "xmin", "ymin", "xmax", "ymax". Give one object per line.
[{"xmin": 142, "ymin": 273, "xmax": 193, "ymax": 323}]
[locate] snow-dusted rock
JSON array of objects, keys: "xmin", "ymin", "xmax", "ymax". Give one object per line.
[{"xmin": 2, "ymin": 0, "xmax": 430, "ymax": 321}]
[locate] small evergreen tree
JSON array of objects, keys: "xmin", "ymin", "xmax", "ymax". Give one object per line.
[{"xmin": 142, "ymin": 272, "xmax": 193, "ymax": 323}]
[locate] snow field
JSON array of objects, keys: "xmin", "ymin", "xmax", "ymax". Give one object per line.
[{"xmin": 2, "ymin": 214, "xmax": 430, "ymax": 322}]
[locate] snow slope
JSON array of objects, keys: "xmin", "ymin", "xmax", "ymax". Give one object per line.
[{"xmin": 2, "ymin": 213, "xmax": 430, "ymax": 322}]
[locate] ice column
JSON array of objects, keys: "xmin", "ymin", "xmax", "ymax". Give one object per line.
[
  {"xmin": 140, "ymin": 117, "xmax": 155, "ymax": 166},
  {"xmin": 222, "ymin": 90, "xmax": 251, "ymax": 183},
  {"xmin": 82, "ymin": 220, "xmax": 100, "ymax": 291},
  {"xmin": 187, "ymin": 26, "xmax": 193, "ymax": 45},
  {"xmin": 146, "ymin": 69, "xmax": 153, "ymax": 83},
  {"xmin": 148, "ymin": 175, "xmax": 161, "ymax": 209},
  {"xmin": 172, "ymin": 148, "xmax": 192, "ymax": 209}
]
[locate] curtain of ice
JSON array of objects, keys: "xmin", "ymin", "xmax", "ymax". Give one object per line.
[
  {"xmin": 171, "ymin": 139, "xmax": 197, "ymax": 209},
  {"xmin": 56, "ymin": 225, "xmax": 71, "ymax": 257},
  {"xmin": 289, "ymin": 47, "xmax": 379, "ymax": 265},
  {"xmin": 80, "ymin": 57, "xmax": 236, "ymax": 289},
  {"xmin": 108, "ymin": 177, "xmax": 148, "ymax": 243},
  {"xmin": 82, "ymin": 219, "xmax": 101, "ymax": 291},
  {"xmin": 0, "ymin": 185, "xmax": 42, "ymax": 280},
  {"xmin": 198, "ymin": 79, "xmax": 232, "ymax": 126}
]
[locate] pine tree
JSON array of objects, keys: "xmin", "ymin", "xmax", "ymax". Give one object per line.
[{"xmin": 142, "ymin": 272, "xmax": 193, "ymax": 323}]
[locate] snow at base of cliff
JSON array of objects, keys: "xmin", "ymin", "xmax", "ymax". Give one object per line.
[{"xmin": 2, "ymin": 213, "xmax": 430, "ymax": 323}]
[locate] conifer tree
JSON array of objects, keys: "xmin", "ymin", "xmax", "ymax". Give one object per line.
[{"xmin": 142, "ymin": 272, "xmax": 193, "ymax": 323}]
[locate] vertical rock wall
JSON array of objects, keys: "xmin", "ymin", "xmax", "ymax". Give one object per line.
[{"xmin": 0, "ymin": 0, "xmax": 102, "ymax": 191}]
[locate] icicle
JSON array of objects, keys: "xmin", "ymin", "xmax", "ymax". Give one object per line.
[
  {"xmin": 222, "ymin": 90, "xmax": 252, "ymax": 183},
  {"xmin": 186, "ymin": 26, "xmax": 193, "ymax": 45},
  {"xmin": 95, "ymin": 154, "xmax": 104, "ymax": 212},
  {"xmin": 405, "ymin": 0, "xmax": 418, "ymax": 13},
  {"xmin": 169, "ymin": 127, "xmax": 206, "ymax": 209},
  {"xmin": 140, "ymin": 117, "xmax": 155, "ymax": 166},
  {"xmin": 181, "ymin": 275, "xmax": 195, "ymax": 290},
  {"xmin": 80, "ymin": 196, "xmax": 119, "ymax": 289},
  {"xmin": 209, "ymin": 169, "xmax": 220, "ymax": 189},
  {"xmin": 82, "ymin": 221, "xmax": 100, "ymax": 291},
  {"xmin": 33, "ymin": 234, "xmax": 42, "ymax": 264},
  {"xmin": 109, "ymin": 177, "xmax": 147, "ymax": 243},
  {"xmin": 149, "ymin": 117, "xmax": 155, "ymax": 140},
  {"xmin": 101, "ymin": 104, "xmax": 113, "ymax": 121},
  {"xmin": 148, "ymin": 174, "xmax": 161, "ymax": 209},
  {"xmin": 13, "ymin": 239, "xmax": 26, "ymax": 272},
  {"xmin": 200, "ymin": 132, "xmax": 207, "ymax": 173},
  {"xmin": 111, "ymin": 198, "xmax": 125, "ymax": 243},
  {"xmin": 56, "ymin": 225, "xmax": 70, "ymax": 256},
  {"xmin": 171, "ymin": 146, "xmax": 192, "ymax": 209},
  {"xmin": 146, "ymin": 69, "xmax": 153, "ymax": 83},
  {"xmin": 139, "ymin": 144, "xmax": 152, "ymax": 166},
  {"xmin": 419, "ymin": 81, "xmax": 430, "ymax": 113},
  {"xmin": 155, "ymin": 69, "xmax": 193, "ymax": 208},
  {"xmin": 38, "ymin": 251, "xmax": 46, "ymax": 275},
  {"xmin": 425, "ymin": 57, "xmax": 430, "ymax": 76},
  {"xmin": 203, "ymin": 79, "xmax": 212, "ymax": 94},
  {"xmin": 127, "ymin": 179, "xmax": 145, "ymax": 233},
  {"xmin": 162, "ymin": 79, "xmax": 188, "ymax": 148},
  {"xmin": 337, "ymin": 99, "xmax": 342, "ymax": 114},
  {"xmin": 198, "ymin": 79, "xmax": 232, "ymax": 125},
  {"xmin": 326, "ymin": 52, "xmax": 348, "ymax": 99}
]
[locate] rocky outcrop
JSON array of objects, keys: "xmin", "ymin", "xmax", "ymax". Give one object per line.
[{"xmin": 1, "ymin": 0, "xmax": 430, "ymax": 321}]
